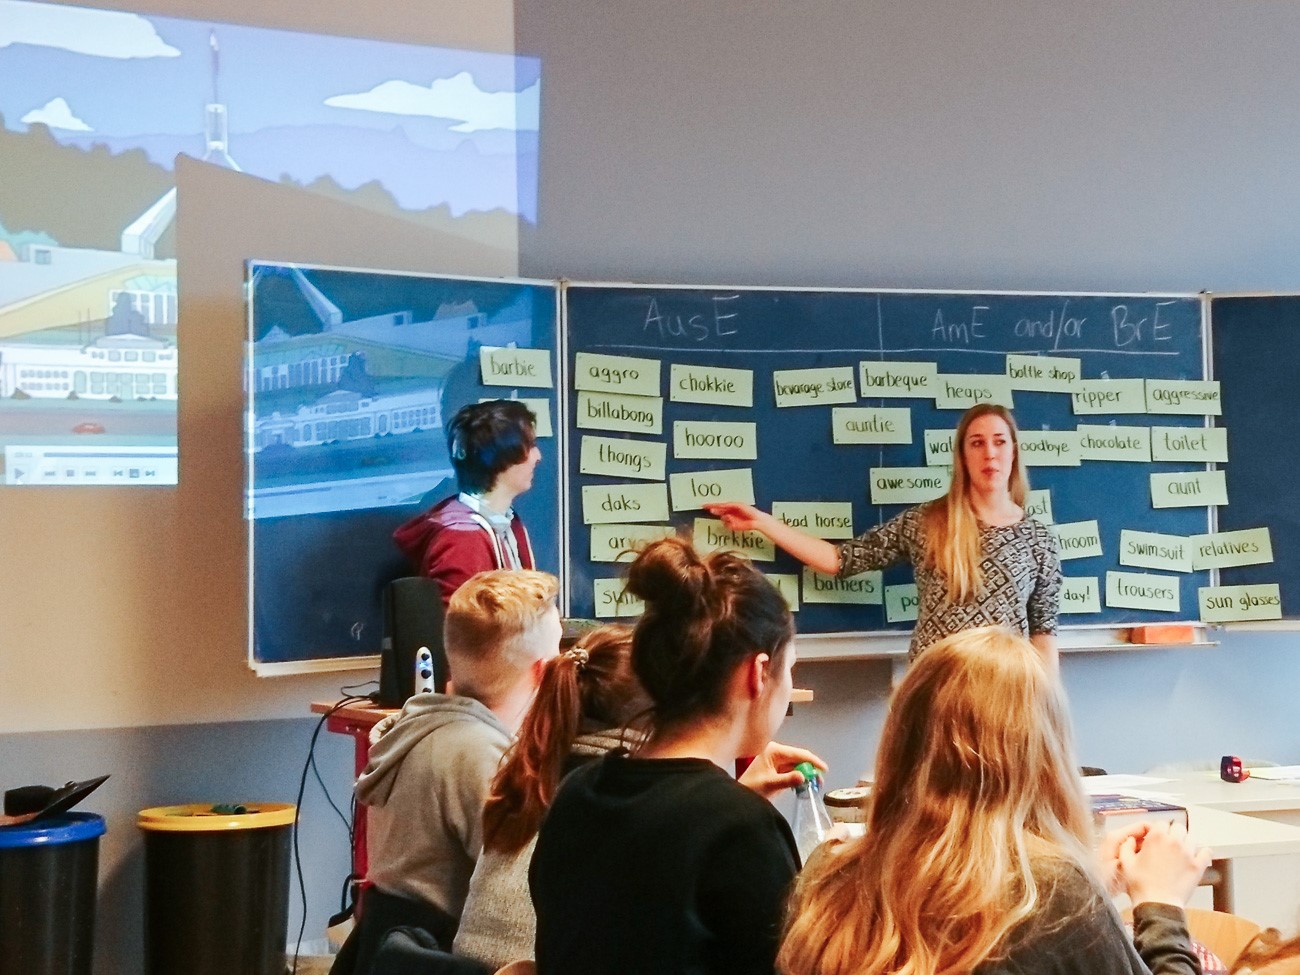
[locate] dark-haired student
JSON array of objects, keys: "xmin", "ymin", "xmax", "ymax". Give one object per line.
[
  {"xmin": 452, "ymin": 624, "xmax": 648, "ymax": 970},
  {"xmin": 394, "ymin": 399, "xmax": 541, "ymax": 604},
  {"xmin": 529, "ymin": 537, "xmax": 827, "ymax": 975}
]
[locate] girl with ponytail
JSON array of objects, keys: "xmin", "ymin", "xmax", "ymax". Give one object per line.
[
  {"xmin": 529, "ymin": 537, "xmax": 828, "ymax": 975},
  {"xmin": 453, "ymin": 624, "xmax": 648, "ymax": 971}
]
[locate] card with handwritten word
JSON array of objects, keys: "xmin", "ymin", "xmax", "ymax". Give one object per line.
[
  {"xmin": 831, "ymin": 407, "xmax": 913, "ymax": 445},
  {"xmin": 1017, "ymin": 431, "xmax": 1082, "ymax": 467},
  {"xmin": 1052, "ymin": 520, "xmax": 1103, "ymax": 561},
  {"xmin": 1105, "ymin": 571, "xmax": 1181, "ymax": 613},
  {"xmin": 1150, "ymin": 426, "xmax": 1228, "ymax": 464},
  {"xmin": 1145, "ymin": 379, "xmax": 1222, "ymax": 416},
  {"xmin": 693, "ymin": 518, "xmax": 775, "ymax": 561},
  {"xmin": 771, "ymin": 501, "xmax": 855, "ymax": 539},
  {"xmin": 479, "ymin": 346, "xmax": 553, "ymax": 388},
  {"xmin": 1198, "ymin": 584, "xmax": 1283, "ymax": 623},
  {"xmin": 858, "ymin": 360, "xmax": 936, "ymax": 399},
  {"xmin": 593, "ymin": 578, "xmax": 645, "ymax": 618},
  {"xmin": 868, "ymin": 467, "xmax": 950, "ymax": 505},
  {"xmin": 1071, "ymin": 379, "xmax": 1146, "ymax": 416},
  {"xmin": 672, "ymin": 420, "xmax": 758, "ymax": 460},
  {"xmin": 576, "ymin": 391, "xmax": 663, "ymax": 436},
  {"xmin": 1150, "ymin": 470, "xmax": 1228, "ymax": 508},
  {"xmin": 669, "ymin": 363, "xmax": 754, "ymax": 407},
  {"xmin": 772, "ymin": 366, "xmax": 856, "ymax": 407},
  {"xmin": 579, "ymin": 435, "xmax": 666, "ymax": 481},
  {"xmin": 478, "ymin": 397, "xmax": 553, "ymax": 437},
  {"xmin": 802, "ymin": 568, "xmax": 883, "ymax": 605},
  {"xmin": 1188, "ymin": 527, "xmax": 1273, "ymax": 571},
  {"xmin": 573, "ymin": 352, "xmax": 661, "ymax": 397},
  {"xmin": 1005, "ymin": 354, "xmax": 1082, "ymax": 393},
  {"xmin": 1119, "ymin": 529, "xmax": 1193, "ymax": 573},
  {"xmin": 668, "ymin": 467, "xmax": 755, "ymax": 511},
  {"xmin": 924, "ymin": 430, "xmax": 955, "ymax": 466},
  {"xmin": 933, "ymin": 374, "xmax": 1014, "ymax": 410},
  {"xmin": 1025, "ymin": 489, "xmax": 1054, "ymax": 524},
  {"xmin": 885, "ymin": 583, "xmax": 920, "ymax": 622},
  {"xmin": 581, "ymin": 483, "xmax": 670, "ymax": 524},
  {"xmin": 589, "ymin": 524, "xmax": 678, "ymax": 563},
  {"xmin": 1059, "ymin": 577, "xmax": 1101, "ymax": 614},
  {"xmin": 1076, "ymin": 424, "xmax": 1151, "ymax": 462},
  {"xmin": 764, "ymin": 574, "xmax": 801, "ymax": 611}
]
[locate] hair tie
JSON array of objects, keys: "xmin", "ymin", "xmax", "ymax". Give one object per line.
[{"xmin": 564, "ymin": 647, "xmax": 589, "ymax": 671}]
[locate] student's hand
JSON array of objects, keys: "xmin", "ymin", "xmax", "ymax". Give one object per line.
[
  {"xmin": 1118, "ymin": 821, "xmax": 1212, "ymax": 908},
  {"xmin": 703, "ymin": 502, "xmax": 768, "ymax": 534},
  {"xmin": 739, "ymin": 741, "xmax": 828, "ymax": 801},
  {"xmin": 1096, "ymin": 822, "xmax": 1151, "ymax": 895}
]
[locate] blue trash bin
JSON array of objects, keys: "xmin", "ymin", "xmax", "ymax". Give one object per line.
[{"xmin": 0, "ymin": 812, "xmax": 105, "ymax": 975}]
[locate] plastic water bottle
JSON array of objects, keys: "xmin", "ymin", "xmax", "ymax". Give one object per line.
[{"xmin": 791, "ymin": 761, "xmax": 833, "ymax": 863}]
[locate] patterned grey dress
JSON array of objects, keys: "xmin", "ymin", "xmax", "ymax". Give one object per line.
[{"xmin": 836, "ymin": 505, "xmax": 1061, "ymax": 659}]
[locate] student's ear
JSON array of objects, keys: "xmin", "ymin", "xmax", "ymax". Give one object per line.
[
  {"xmin": 745, "ymin": 652, "xmax": 771, "ymax": 700},
  {"xmin": 530, "ymin": 655, "xmax": 549, "ymax": 687}
]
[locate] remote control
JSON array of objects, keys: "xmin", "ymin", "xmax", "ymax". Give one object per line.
[{"xmin": 414, "ymin": 646, "xmax": 435, "ymax": 695}]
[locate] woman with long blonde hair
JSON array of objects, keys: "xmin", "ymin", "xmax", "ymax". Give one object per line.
[
  {"xmin": 706, "ymin": 403, "xmax": 1061, "ymax": 665},
  {"xmin": 778, "ymin": 627, "xmax": 1209, "ymax": 975}
]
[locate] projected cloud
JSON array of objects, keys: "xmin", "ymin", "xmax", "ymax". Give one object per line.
[
  {"xmin": 0, "ymin": 0, "xmax": 180, "ymax": 58},
  {"xmin": 326, "ymin": 71, "xmax": 540, "ymax": 134},
  {"xmin": 20, "ymin": 97, "xmax": 91, "ymax": 131}
]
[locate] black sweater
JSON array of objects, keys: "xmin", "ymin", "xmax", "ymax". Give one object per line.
[{"xmin": 530, "ymin": 754, "xmax": 799, "ymax": 975}]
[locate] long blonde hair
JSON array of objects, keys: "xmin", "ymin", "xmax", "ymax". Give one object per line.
[
  {"xmin": 778, "ymin": 627, "xmax": 1092, "ymax": 975},
  {"xmin": 923, "ymin": 404, "xmax": 1029, "ymax": 603}
]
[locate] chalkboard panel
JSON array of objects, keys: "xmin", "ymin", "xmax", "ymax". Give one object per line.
[
  {"xmin": 246, "ymin": 263, "xmax": 560, "ymax": 668},
  {"xmin": 1210, "ymin": 295, "xmax": 1300, "ymax": 619},
  {"xmin": 564, "ymin": 285, "xmax": 1211, "ymax": 635}
]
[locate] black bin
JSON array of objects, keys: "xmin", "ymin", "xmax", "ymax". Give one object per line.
[
  {"xmin": 137, "ymin": 803, "xmax": 294, "ymax": 975},
  {"xmin": 0, "ymin": 812, "xmax": 106, "ymax": 975}
]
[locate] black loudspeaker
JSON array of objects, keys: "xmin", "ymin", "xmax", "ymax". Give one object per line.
[{"xmin": 377, "ymin": 577, "xmax": 447, "ymax": 706}]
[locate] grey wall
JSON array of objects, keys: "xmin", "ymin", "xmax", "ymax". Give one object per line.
[{"xmin": 514, "ymin": 0, "xmax": 1300, "ymax": 785}]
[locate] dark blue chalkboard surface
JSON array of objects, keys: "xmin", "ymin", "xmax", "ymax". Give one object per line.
[
  {"xmin": 246, "ymin": 263, "xmax": 560, "ymax": 669},
  {"xmin": 1210, "ymin": 294, "xmax": 1300, "ymax": 619},
  {"xmin": 563, "ymin": 285, "xmax": 1211, "ymax": 635}
]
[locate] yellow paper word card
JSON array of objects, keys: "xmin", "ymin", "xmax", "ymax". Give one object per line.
[
  {"xmin": 579, "ymin": 436, "xmax": 666, "ymax": 481},
  {"xmin": 885, "ymin": 583, "xmax": 920, "ymax": 622},
  {"xmin": 1150, "ymin": 426, "xmax": 1228, "ymax": 464},
  {"xmin": 858, "ymin": 360, "xmax": 936, "ymax": 399},
  {"xmin": 831, "ymin": 407, "xmax": 913, "ymax": 444},
  {"xmin": 670, "ymin": 363, "xmax": 754, "ymax": 407},
  {"xmin": 868, "ymin": 467, "xmax": 950, "ymax": 505},
  {"xmin": 576, "ymin": 391, "xmax": 663, "ymax": 435},
  {"xmin": 924, "ymin": 430, "xmax": 955, "ymax": 466},
  {"xmin": 1017, "ymin": 431, "xmax": 1082, "ymax": 467},
  {"xmin": 771, "ymin": 501, "xmax": 855, "ymax": 539},
  {"xmin": 1189, "ymin": 528, "xmax": 1273, "ymax": 571},
  {"xmin": 1106, "ymin": 571, "xmax": 1181, "ymax": 613},
  {"xmin": 1072, "ymin": 379, "xmax": 1146, "ymax": 415},
  {"xmin": 668, "ymin": 468, "xmax": 755, "ymax": 511},
  {"xmin": 1199, "ymin": 584, "xmax": 1283, "ymax": 623},
  {"xmin": 593, "ymin": 578, "xmax": 644, "ymax": 618},
  {"xmin": 673, "ymin": 420, "xmax": 758, "ymax": 460},
  {"xmin": 582, "ymin": 483, "xmax": 670, "ymax": 524},
  {"xmin": 1059, "ymin": 576, "xmax": 1101, "ymax": 614},
  {"xmin": 693, "ymin": 518, "xmax": 776, "ymax": 560},
  {"xmin": 1006, "ymin": 354, "xmax": 1081, "ymax": 392},
  {"xmin": 764, "ymin": 574, "xmax": 801, "ymax": 611},
  {"xmin": 1150, "ymin": 470, "xmax": 1228, "ymax": 508},
  {"xmin": 1119, "ymin": 530, "xmax": 1192, "ymax": 573},
  {"xmin": 479, "ymin": 397, "xmax": 553, "ymax": 437},
  {"xmin": 1053, "ymin": 520, "xmax": 1103, "ymax": 561},
  {"xmin": 933, "ymin": 374, "xmax": 1014, "ymax": 410},
  {"xmin": 589, "ymin": 524, "xmax": 678, "ymax": 563},
  {"xmin": 573, "ymin": 352, "xmax": 660, "ymax": 397},
  {"xmin": 480, "ymin": 346, "xmax": 552, "ymax": 388},
  {"xmin": 773, "ymin": 366, "xmax": 856, "ymax": 407},
  {"xmin": 1025, "ymin": 489, "xmax": 1054, "ymax": 524},
  {"xmin": 1077, "ymin": 424, "xmax": 1151, "ymax": 462},
  {"xmin": 802, "ymin": 568, "xmax": 883, "ymax": 604},
  {"xmin": 1145, "ymin": 380, "xmax": 1222, "ymax": 416}
]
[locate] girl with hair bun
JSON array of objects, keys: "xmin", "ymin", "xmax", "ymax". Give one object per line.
[
  {"xmin": 453, "ymin": 624, "xmax": 648, "ymax": 971},
  {"xmin": 530, "ymin": 537, "xmax": 827, "ymax": 975}
]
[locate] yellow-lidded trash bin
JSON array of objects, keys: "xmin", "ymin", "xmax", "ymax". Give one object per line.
[{"xmin": 137, "ymin": 803, "xmax": 294, "ymax": 975}]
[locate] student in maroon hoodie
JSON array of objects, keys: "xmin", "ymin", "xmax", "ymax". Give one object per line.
[{"xmin": 394, "ymin": 400, "xmax": 541, "ymax": 604}]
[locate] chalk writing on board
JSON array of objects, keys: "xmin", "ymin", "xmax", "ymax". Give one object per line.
[{"xmin": 642, "ymin": 294, "xmax": 741, "ymax": 344}]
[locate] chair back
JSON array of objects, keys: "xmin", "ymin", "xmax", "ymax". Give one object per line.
[
  {"xmin": 1185, "ymin": 907, "xmax": 1264, "ymax": 968},
  {"xmin": 494, "ymin": 963, "xmax": 537, "ymax": 975}
]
